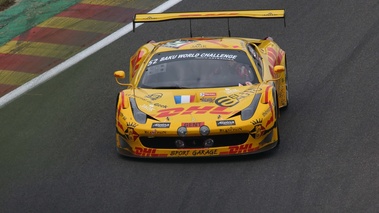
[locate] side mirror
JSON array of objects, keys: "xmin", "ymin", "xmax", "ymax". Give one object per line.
[
  {"xmin": 264, "ymin": 66, "xmax": 285, "ymax": 83},
  {"xmin": 274, "ymin": 65, "xmax": 285, "ymax": 73},
  {"xmin": 114, "ymin": 70, "xmax": 132, "ymax": 87},
  {"xmin": 114, "ymin": 70, "xmax": 125, "ymax": 79}
]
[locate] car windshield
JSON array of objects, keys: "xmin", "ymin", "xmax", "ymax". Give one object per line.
[{"xmin": 138, "ymin": 49, "xmax": 258, "ymax": 89}]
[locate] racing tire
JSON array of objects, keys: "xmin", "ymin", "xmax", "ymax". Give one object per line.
[
  {"xmin": 281, "ymin": 58, "xmax": 289, "ymax": 110},
  {"xmin": 274, "ymin": 93, "xmax": 281, "ymax": 148},
  {"xmin": 274, "ymin": 120, "xmax": 280, "ymax": 148}
]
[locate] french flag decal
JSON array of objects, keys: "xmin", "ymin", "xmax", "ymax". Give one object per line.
[{"xmin": 174, "ymin": 95, "xmax": 195, "ymax": 104}]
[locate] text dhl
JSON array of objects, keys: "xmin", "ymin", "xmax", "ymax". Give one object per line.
[
  {"xmin": 153, "ymin": 106, "xmax": 234, "ymax": 117},
  {"xmin": 220, "ymin": 144, "xmax": 258, "ymax": 155},
  {"xmin": 134, "ymin": 147, "xmax": 166, "ymax": 157}
]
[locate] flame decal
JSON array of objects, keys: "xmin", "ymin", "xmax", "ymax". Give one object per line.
[{"xmin": 130, "ymin": 48, "xmax": 146, "ymax": 78}]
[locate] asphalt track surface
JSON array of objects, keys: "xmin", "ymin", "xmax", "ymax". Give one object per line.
[{"xmin": 1, "ymin": 0, "xmax": 378, "ymax": 212}]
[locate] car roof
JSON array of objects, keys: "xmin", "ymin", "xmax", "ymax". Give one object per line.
[{"xmin": 152, "ymin": 37, "xmax": 250, "ymax": 53}]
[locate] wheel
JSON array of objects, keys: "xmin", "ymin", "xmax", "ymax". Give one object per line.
[
  {"xmin": 274, "ymin": 93, "xmax": 280, "ymax": 147},
  {"xmin": 282, "ymin": 58, "xmax": 289, "ymax": 110}
]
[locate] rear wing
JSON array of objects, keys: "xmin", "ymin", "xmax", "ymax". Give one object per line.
[{"xmin": 133, "ymin": 10, "xmax": 286, "ymax": 36}]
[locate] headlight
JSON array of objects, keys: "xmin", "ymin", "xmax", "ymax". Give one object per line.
[
  {"xmin": 199, "ymin": 125, "xmax": 210, "ymax": 136},
  {"xmin": 177, "ymin": 126, "xmax": 187, "ymax": 137},
  {"xmin": 241, "ymin": 93, "xmax": 261, "ymax": 120},
  {"xmin": 129, "ymin": 98, "xmax": 147, "ymax": 124}
]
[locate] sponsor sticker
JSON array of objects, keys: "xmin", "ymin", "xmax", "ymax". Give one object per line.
[
  {"xmin": 216, "ymin": 120, "xmax": 236, "ymax": 126},
  {"xmin": 170, "ymin": 149, "xmax": 218, "ymax": 156},
  {"xmin": 200, "ymin": 97, "xmax": 215, "ymax": 103},
  {"xmin": 134, "ymin": 147, "xmax": 167, "ymax": 157},
  {"xmin": 191, "ymin": 149, "xmax": 218, "ymax": 156},
  {"xmin": 220, "ymin": 144, "xmax": 258, "ymax": 155},
  {"xmin": 154, "ymin": 106, "xmax": 235, "ymax": 117},
  {"xmin": 146, "ymin": 93, "xmax": 163, "ymax": 100},
  {"xmin": 151, "ymin": 123, "xmax": 171, "ymax": 128},
  {"xmin": 219, "ymin": 127, "xmax": 243, "ymax": 133},
  {"xmin": 200, "ymin": 92, "xmax": 217, "ymax": 97},
  {"xmin": 182, "ymin": 122, "xmax": 204, "ymax": 127}
]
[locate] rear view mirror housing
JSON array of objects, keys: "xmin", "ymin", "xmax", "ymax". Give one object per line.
[
  {"xmin": 114, "ymin": 70, "xmax": 132, "ymax": 87},
  {"xmin": 274, "ymin": 65, "xmax": 285, "ymax": 73}
]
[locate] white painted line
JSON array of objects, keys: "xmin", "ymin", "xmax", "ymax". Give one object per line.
[{"xmin": 0, "ymin": 0, "xmax": 183, "ymax": 108}]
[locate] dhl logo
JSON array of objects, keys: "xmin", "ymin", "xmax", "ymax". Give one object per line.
[
  {"xmin": 134, "ymin": 147, "xmax": 167, "ymax": 157},
  {"xmin": 154, "ymin": 106, "xmax": 236, "ymax": 117},
  {"xmin": 220, "ymin": 144, "xmax": 258, "ymax": 155}
]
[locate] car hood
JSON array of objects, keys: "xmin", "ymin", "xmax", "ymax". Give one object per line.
[{"xmin": 130, "ymin": 85, "xmax": 263, "ymax": 121}]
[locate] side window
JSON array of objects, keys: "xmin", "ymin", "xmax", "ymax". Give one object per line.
[{"xmin": 247, "ymin": 44, "xmax": 263, "ymax": 77}]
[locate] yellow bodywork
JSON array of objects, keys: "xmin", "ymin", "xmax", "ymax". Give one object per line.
[
  {"xmin": 114, "ymin": 10, "xmax": 287, "ymax": 158},
  {"xmin": 115, "ymin": 85, "xmax": 280, "ymax": 157},
  {"xmin": 133, "ymin": 10, "xmax": 285, "ymax": 23}
]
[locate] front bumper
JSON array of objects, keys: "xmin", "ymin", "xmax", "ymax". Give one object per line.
[{"xmin": 115, "ymin": 129, "xmax": 278, "ymax": 158}]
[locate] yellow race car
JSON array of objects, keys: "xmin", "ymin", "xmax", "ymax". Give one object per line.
[{"xmin": 114, "ymin": 10, "xmax": 288, "ymax": 157}]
